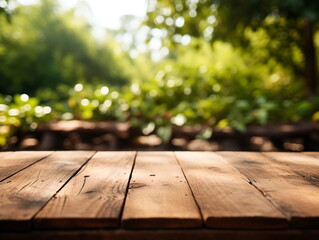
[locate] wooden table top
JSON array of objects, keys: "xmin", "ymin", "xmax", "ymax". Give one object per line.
[{"xmin": 1, "ymin": 151, "xmax": 319, "ymax": 240}]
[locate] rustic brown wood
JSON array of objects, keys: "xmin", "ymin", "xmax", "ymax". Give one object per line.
[
  {"xmin": 302, "ymin": 152, "xmax": 319, "ymax": 158},
  {"xmin": 0, "ymin": 151, "xmax": 94, "ymax": 231},
  {"xmin": 0, "ymin": 151, "xmax": 52, "ymax": 181},
  {"xmin": 1, "ymin": 150, "xmax": 319, "ymax": 239},
  {"xmin": 264, "ymin": 152, "xmax": 319, "ymax": 187},
  {"xmin": 218, "ymin": 152, "xmax": 319, "ymax": 228},
  {"xmin": 175, "ymin": 151, "xmax": 287, "ymax": 229},
  {"xmin": 35, "ymin": 151, "xmax": 136, "ymax": 229},
  {"xmin": 122, "ymin": 151, "xmax": 202, "ymax": 229},
  {"xmin": 1, "ymin": 229, "xmax": 319, "ymax": 240},
  {"xmin": 0, "ymin": 151, "xmax": 13, "ymax": 158}
]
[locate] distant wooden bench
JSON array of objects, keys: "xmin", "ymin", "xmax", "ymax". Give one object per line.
[
  {"xmin": 1, "ymin": 151, "xmax": 319, "ymax": 239},
  {"xmin": 18, "ymin": 121, "xmax": 317, "ymax": 151},
  {"xmin": 173, "ymin": 121, "xmax": 318, "ymax": 150},
  {"xmin": 35, "ymin": 121, "xmax": 130, "ymax": 150}
]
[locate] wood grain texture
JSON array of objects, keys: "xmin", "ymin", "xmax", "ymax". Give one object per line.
[
  {"xmin": 122, "ymin": 151, "xmax": 202, "ymax": 229},
  {"xmin": 0, "ymin": 151, "xmax": 13, "ymax": 159},
  {"xmin": 0, "ymin": 151, "xmax": 94, "ymax": 231},
  {"xmin": 302, "ymin": 152, "xmax": 319, "ymax": 159},
  {"xmin": 218, "ymin": 152, "xmax": 319, "ymax": 228},
  {"xmin": 264, "ymin": 152, "xmax": 319, "ymax": 187},
  {"xmin": 175, "ymin": 152, "xmax": 287, "ymax": 229},
  {"xmin": 0, "ymin": 151, "xmax": 52, "ymax": 181},
  {"xmin": 35, "ymin": 151, "xmax": 136, "ymax": 229}
]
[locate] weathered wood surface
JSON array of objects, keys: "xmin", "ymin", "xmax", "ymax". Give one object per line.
[
  {"xmin": 122, "ymin": 151, "xmax": 202, "ymax": 229},
  {"xmin": 0, "ymin": 151, "xmax": 13, "ymax": 159},
  {"xmin": 0, "ymin": 151, "xmax": 94, "ymax": 231},
  {"xmin": 218, "ymin": 152, "xmax": 319, "ymax": 228},
  {"xmin": 303, "ymin": 152, "xmax": 319, "ymax": 158},
  {"xmin": 0, "ymin": 151, "xmax": 319, "ymax": 240},
  {"xmin": 0, "ymin": 151, "xmax": 52, "ymax": 181},
  {"xmin": 264, "ymin": 152, "xmax": 319, "ymax": 187},
  {"xmin": 35, "ymin": 152, "xmax": 136, "ymax": 229},
  {"xmin": 175, "ymin": 152, "xmax": 287, "ymax": 229}
]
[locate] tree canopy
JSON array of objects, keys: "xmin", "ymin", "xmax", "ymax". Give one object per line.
[
  {"xmin": 0, "ymin": 0, "xmax": 12, "ymax": 24},
  {"xmin": 146, "ymin": 0, "xmax": 319, "ymax": 96},
  {"xmin": 0, "ymin": 0, "xmax": 132, "ymax": 96}
]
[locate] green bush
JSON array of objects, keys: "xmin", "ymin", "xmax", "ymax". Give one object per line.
[{"xmin": 0, "ymin": 94, "xmax": 53, "ymax": 146}]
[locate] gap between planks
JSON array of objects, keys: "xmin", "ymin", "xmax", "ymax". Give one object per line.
[
  {"xmin": 0, "ymin": 151, "xmax": 95, "ymax": 231},
  {"xmin": 1, "ymin": 151, "xmax": 319, "ymax": 232},
  {"xmin": 217, "ymin": 152, "xmax": 319, "ymax": 229},
  {"xmin": 122, "ymin": 151, "xmax": 202, "ymax": 229},
  {"xmin": 34, "ymin": 151, "xmax": 136, "ymax": 229},
  {"xmin": 175, "ymin": 151, "xmax": 287, "ymax": 229},
  {"xmin": 263, "ymin": 152, "xmax": 319, "ymax": 188},
  {"xmin": 0, "ymin": 151, "xmax": 53, "ymax": 182}
]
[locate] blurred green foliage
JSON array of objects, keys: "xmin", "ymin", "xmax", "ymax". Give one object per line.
[
  {"xmin": 2, "ymin": 38, "xmax": 319, "ymax": 146},
  {"xmin": 0, "ymin": 0, "xmax": 10, "ymax": 22},
  {"xmin": 0, "ymin": 0, "xmax": 132, "ymax": 96},
  {"xmin": 1, "ymin": 0, "xmax": 319, "ymax": 147},
  {"xmin": 146, "ymin": 0, "xmax": 319, "ymax": 96},
  {"xmin": 0, "ymin": 93, "xmax": 53, "ymax": 146}
]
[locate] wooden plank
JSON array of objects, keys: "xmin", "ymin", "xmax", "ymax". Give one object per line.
[
  {"xmin": 122, "ymin": 151, "xmax": 202, "ymax": 229},
  {"xmin": 264, "ymin": 152, "xmax": 319, "ymax": 187},
  {"xmin": 35, "ymin": 151, "xmax": 136, "ymax": 229},
  {"xmin": 0, "ymin": 151, "xmax": 13, "ymax": 159},
  {"xmin": 0, "ymin": 151, "xmax": 53, "ymax": 181},
  {"xmin": 175, "ymin": 152, "xmax": 287, "ymax": 229},
  {"xmin": 218, "ymin": 152, "xmax": 319, "ymax": 228},
  {"xmin": 0, "ymin": 151, "xmax": 95, "ymax": 231},
  {"xmin": 303, "ymin": 152, "xmax": 319, "ymax": 158}
]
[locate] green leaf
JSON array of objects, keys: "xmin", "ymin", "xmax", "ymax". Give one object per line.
[
  {"xmin": 156, "ymin": 125, "xmax": 172, "ymax": 143},
  {"xmin": 256, "ymin": 109, "xmax": 268, "ymax": 125},
  {"xmin": 196, "ymin": 128, "xmax": 213, "ymax": 140}
]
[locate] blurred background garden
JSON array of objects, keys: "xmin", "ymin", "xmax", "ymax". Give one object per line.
[{"xmin": 1, "ymin": 0, "xmax": 319, "ymax": 151}]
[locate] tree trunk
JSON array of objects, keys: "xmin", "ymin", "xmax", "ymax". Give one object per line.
[{"xmin": 302, "ymin": 19, "xmax": 317, "ymax": 97}]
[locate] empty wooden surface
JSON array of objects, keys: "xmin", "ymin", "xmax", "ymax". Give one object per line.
[
  {"xmin": 303, "ymin": 152, "xmax": 319, "ymax": 158},
  {"xmin": 217, "ymin": 152, "xmax": 319, "ymax": 228},
  {"xmin": 0, "ymin": 151, "xmax": 52, "ymax": 181},
  {"xmin": 0, "ymin": 151, "xmax": 13, "ymax": 159},
  {"xmin": 122, "ymin": 152, "xmax": 202, "ymax": 229},
  {"xmin": 175, "ymin": 152, "xmax": 287, "ymax": 229},
  {"xmin": 264, "ymin": 152, "xmax": 319, "ymax": 186},
  {"xmin": 0, "ymin": 151, "xmax": 94, "ymax": 231},
  {"xmin": 0, "ymin": 151, "xmax": 319, "ymax": 240},
  {"xmin": 35, "ymin": 152, "xmax": 136, "ymax": 229}
]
